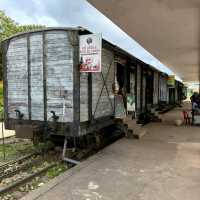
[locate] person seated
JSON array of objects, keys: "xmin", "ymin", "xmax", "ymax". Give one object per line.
[{"xmin": 192, "ymin": 101, "xmax": 200, "ymax": 113}]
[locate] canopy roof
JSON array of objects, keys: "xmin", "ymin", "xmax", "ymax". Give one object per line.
[{"xmin": 88, "ymin": 0, "xmax": 200, "ymax": 82}]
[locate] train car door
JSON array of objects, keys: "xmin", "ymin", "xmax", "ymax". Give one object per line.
[
  {"xmin": 145, "ymin": 70, "xmax": 154, "ymax": 110},
  {"xmin": 114, "ymin": 62, "xmax": 126, "ymax": 118},
  {"xmin": 126, "ymin": 66, "xmax": 136, "ymax": 117}
]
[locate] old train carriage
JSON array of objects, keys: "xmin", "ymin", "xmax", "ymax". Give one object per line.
[
  {"xmin": 1, "ymin": 27, "xmax": 183, "ymax": 142},
  {"xmin": 1, "ymin": 27, "xmax": 136, "ymax": 140}
]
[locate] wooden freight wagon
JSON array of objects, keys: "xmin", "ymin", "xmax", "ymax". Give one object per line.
[
  {"xmin": 168, "ymin": 80, "xmax": 184, "ymax": 105},
  {"xmin": 2, "ymin": 27, "xmax": 181, "ymax": 144},
  {"xmin": 2, "ymin": 27, "xmax": 142, "ymax": 141}
]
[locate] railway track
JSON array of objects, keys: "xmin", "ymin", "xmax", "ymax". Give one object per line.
[
  {"xmin": 0, "ymin": 151, "xmax": 59, "ymax": 199},
  {"xmin": 0, "ymin": 163, "xmax": 56, "ymax": 196},
  {"xmin": 0, "ymin": 136, "xmax": 16, "ymax": 145},
  {"xmin": 0, "ymin": 153, "xmax": 38, "ymax": 173},
  {"xmin": 0, "ymin": 153, "xmax": 40, "ymax": 181}
]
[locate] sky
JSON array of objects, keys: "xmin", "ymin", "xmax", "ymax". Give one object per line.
[{"xmin": 0, "ymin": 0, "xmax": 180, "ymax": 79}]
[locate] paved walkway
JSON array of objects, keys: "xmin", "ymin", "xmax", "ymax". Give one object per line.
[
  {"xmin": 23, "ymin": 103, "xmax": 200, "ymax": 200},
  {"xmin": 0, "ymin": 122, "xmax": 15, "ymax": 139}
]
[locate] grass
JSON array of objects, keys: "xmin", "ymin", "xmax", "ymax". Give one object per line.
[
  {"xmin": 46, "ymin": 163, "xmax": 67, "ymax": 179},
  {"xmin": 0, "ymin": 141, "xmax": 35, "ymax": 162}
]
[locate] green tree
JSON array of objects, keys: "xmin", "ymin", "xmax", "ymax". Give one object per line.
[{"xmin": 0, "ymin": 10, "xmax": 45, "ymax": 80}]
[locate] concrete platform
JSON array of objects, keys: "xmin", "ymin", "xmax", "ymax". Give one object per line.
[
  {"xmin": 22, "ymin": 104, "xmax": 200, "ymax": 200},
  {"xmin": 124, "ymin": 116, "xmax": 148, "ymax": 139},
  {"xmin": 0, "ymin": 123, "xmax": 15, "ymax": 139}
]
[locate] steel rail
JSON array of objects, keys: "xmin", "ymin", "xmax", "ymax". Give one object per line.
[
  {"xmin": 0, "ymin": 152, "xmax": 39, "ymax": 172},
  {"xmin": 0, "ymin": 158, "xmax": 42, "ymax": 181},
  {"xmin": 0, "ymin": 163, "xmax": 56, "ymax": 196}
]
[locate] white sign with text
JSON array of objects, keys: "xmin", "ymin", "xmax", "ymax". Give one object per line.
[{"xmin": 79, "ymin": 33, "xmax": 102, "ymax": 72}]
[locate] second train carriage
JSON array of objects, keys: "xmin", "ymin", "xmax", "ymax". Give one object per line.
[{"xmin": 1, "ymin": 27, "xmax": 184, "ymax": 142}]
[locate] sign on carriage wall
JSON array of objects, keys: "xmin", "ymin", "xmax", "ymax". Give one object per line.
[
  {"xmin": 167, "ymin": 75, "xmax": 175, "ymax": 87},
  {"xmin": 127, "ymin": 94, "xmax": 135, "ymax": 112},
  {"xmin": 79, "ymin": 33, "xmax": 102, "ymax": 72}
]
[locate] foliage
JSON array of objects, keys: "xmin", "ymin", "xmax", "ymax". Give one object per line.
[
  {"xmin": 35, "ymin": 141, "xmax": 55, "ymax": 153},
  {"xmin": 0, "ymin": 10, "xmax": 18, "ymax": 41},
  {"xmin": 0, "ymin": 10, "xmax": 45, "ymax": 80},
  {"xmin": 46, "ymin": 164, "xmax": 67, "ymax": 179},
  {"xmin": 0, "ymin": 141, "xmax": 35, "ymax": 162},
  {"xmin": 0, "ymin": 10, "xmax": 45, "ymax": 41}
]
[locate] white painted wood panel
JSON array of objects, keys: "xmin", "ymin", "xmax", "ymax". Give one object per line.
[
  {"xmin": 30, "ymin": 33, "xmax": 44, "ymax": 120},
  {"xmin": 80, "ymin": 73, "xmax": 88, "ymax": 122},
  {"xmin": 92, "ymin": 48, "xmax": 115, "ymax": 119},
  {"xmin": 45, "ymin": 31, "xmax": 74, "ymax": 122},
  {"xmin": 6, "ymin": 30, "xmax": 75, "ymax": 123},
  {"xmin": 7, "ymin": 37, "xmax": 28, "ymax": 119}
]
